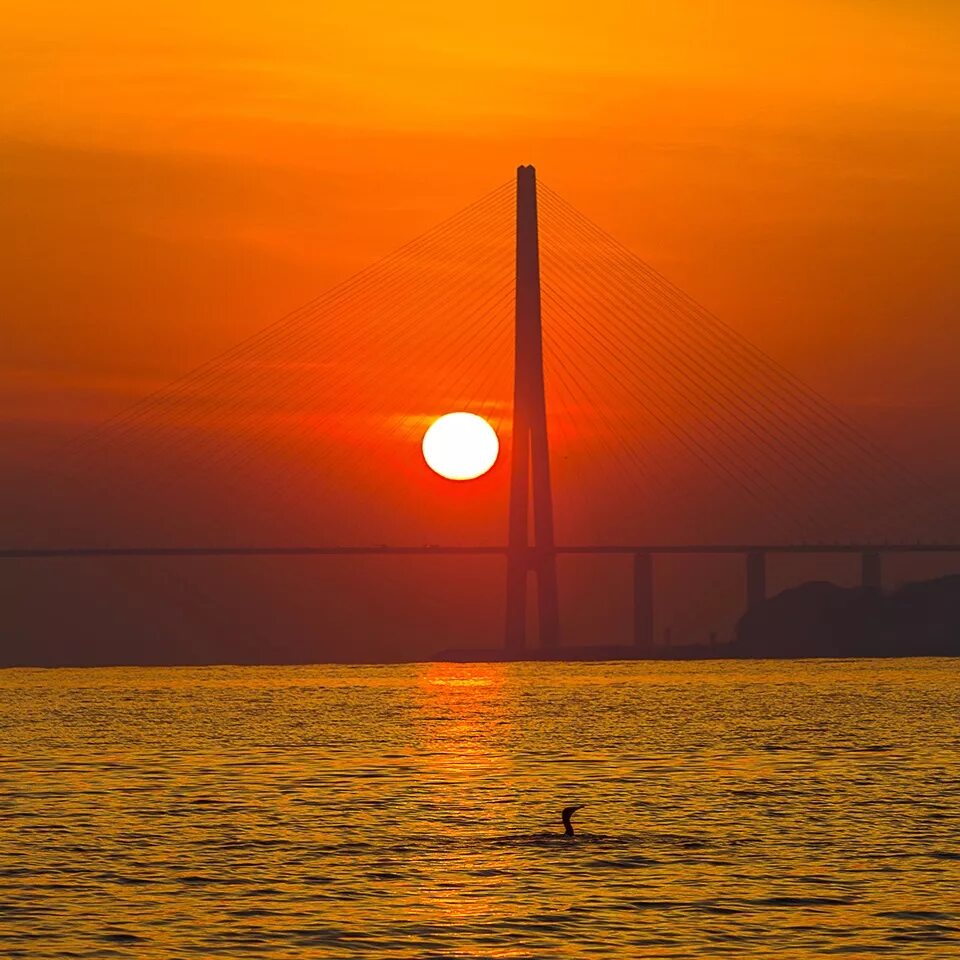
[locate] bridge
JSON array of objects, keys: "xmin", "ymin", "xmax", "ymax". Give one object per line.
[
  {"xmin": 4, "ymin": 542, "xmax": 960, "ymax": 653},
  {"xmin": 5, "ymin": 166, "xmax": 956, "ymax": 656}
]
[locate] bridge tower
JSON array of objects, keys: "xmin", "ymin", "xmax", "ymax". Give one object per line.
[{"xmin": 505, "ymin": 165, "xmax": 560, "ymax": 652}]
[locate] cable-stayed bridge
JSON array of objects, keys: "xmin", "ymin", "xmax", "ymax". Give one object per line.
[{"xmin": 5, "ymin": 166, "xmax": 957, "ymax": 654}]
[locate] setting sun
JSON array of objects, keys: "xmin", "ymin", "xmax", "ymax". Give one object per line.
[{"xmin": 422, "ymin": 412, "xmax": 499, "ymax": 481}]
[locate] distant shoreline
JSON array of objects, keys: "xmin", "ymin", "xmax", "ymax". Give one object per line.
[
  {"xmin": 2, "ymin": 650, "xmax": 957, "ymax": 669},
  {"xmin": 4, "ymin": 574, "xmax": 957, "ymax": 668},
  {"xmin": 433, "ymin": 646, "xmax": 959, "ymax": 663}
]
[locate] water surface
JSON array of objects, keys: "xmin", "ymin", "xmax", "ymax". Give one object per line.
[{"xmin": 2, "ymin": 658, "xmax": 958, "ymax": 957}]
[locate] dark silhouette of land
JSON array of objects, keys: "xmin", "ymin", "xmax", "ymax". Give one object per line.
[
  {"xmin": 733, "ymin": 574, "xmax": 960, "ymax": 658},
  {"xmin": 437, "ymin": 574, "xmax": 960, "ymax": 662},
  {"xmin": 1, "ymin": 573, "xmax": 958, "ymax": 668}
]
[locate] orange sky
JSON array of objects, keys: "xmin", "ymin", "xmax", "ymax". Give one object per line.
[
  {"xmin": 2, "ymin": 1, "xmax": 959, "ymax": 654},
  {"xmin": 4, "ymin": 1, "xmax": 958, "ymax": 423}
]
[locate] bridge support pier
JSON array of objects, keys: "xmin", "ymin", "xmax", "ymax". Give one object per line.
[
  {"xmin": 861, "ymin": 550, "xmax": 882, "ymax": 590},
  {"xmin": 633, "ymin": 552, "xmax": 654, "ymax": 653},
  {"xmin": 505, "ymin": 164, "xmax": 559, "ymax": 652},
  {"xmin": 746, "ymin": 550, "xmax": 766, "ymax": 611}
]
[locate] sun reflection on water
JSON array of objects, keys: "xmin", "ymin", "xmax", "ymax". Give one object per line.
[{"xmin": 1, "ymin": 660, "xmax": 958, "ymax": 958}]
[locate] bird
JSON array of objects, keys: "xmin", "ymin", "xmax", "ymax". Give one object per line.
[{"xmin": 561, "ymin": 804, "xmax": 585, "ymax": 836}]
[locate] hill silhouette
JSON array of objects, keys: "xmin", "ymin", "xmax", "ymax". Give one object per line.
[{"xmin": 733, "ymin": 574, "xmax": 960, "ymax": 658}]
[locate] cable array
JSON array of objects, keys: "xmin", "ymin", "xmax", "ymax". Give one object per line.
[
  {"xmin": 537, "ymin": 181, "xmax": 953, "ymax": 544},
  {"xmin": 25, "ymin": 175, "xmax": 954, "ymax": 549},
  {"xmin": 45, "ymin": 182, "xmax": 517, "ymax": 545}
]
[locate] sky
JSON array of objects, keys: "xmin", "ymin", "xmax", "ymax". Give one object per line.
[{"xmin": 2, "ymin": 1, "xmax": 959, "ymax": 659}]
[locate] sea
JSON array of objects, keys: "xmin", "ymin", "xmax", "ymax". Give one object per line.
[{"xmin": 2, "ymin": 658, "xmax": 958, "ymax": 958}]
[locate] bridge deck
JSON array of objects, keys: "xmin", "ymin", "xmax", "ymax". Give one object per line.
[{"xmin": 2, "ymin": 544, "xmax": 960, "ymax": 560}]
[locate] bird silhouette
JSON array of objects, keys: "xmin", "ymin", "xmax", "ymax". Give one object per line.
[{"xmin": 561, "ymin": 804, "xmax": 585, "ymax": 836}]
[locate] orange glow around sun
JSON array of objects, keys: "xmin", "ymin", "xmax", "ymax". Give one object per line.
[{"xmin": 422, "ymin": 412, "xmax": 499, "ymax": 481}]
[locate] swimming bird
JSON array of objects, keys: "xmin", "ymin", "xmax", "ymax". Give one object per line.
[{"xmin": 561, "ymin": 804, "xmax": 585, "ymax": 836}]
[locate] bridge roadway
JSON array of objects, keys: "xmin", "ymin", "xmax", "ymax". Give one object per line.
[
  {"xmin": 3, "ymin": 544, "xmax": 960, "ymax": 558},
  {"xmin": 4, "ymin": 544, "xmax": 957, "ymax": 650}
]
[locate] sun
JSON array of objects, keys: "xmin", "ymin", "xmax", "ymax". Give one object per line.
[{"xmin": 422, "ymin": 412, "xmax": 499, "ymax": 481}]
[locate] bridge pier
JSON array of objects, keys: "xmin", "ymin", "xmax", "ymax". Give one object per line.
[
  {"xmin": 505, "ymin": 164, "xmax": 559, "ymax": 652},
  {"xmin": 633, "ymin": 551, "xmax": 654, "ymax": 653},
  {"xmin": 746, "ymin": 550, "xmax": 766, "ymax": 611},
  {"xmin": 861, "ymin": 550, "xmax": 882, "ymax": 590}
]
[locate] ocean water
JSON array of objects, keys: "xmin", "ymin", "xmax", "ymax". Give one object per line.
[{"xmin": 2, "ymin": 658, "xmax": 958, "ymax": 959}]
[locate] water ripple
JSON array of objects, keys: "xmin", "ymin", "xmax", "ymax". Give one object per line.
[{"xmin": 1, "ymin": 658, "xmax": 958, "ymax": 958}]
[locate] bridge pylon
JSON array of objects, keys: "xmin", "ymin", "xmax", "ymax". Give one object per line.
[{"xmin": 505, "ymin": 165, "xmax": 560, "ymax": 652}]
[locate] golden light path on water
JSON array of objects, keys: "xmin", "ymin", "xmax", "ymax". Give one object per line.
[{"xmin": 1, "ymin": 659, "xmax": 958, "ymax": 957}]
